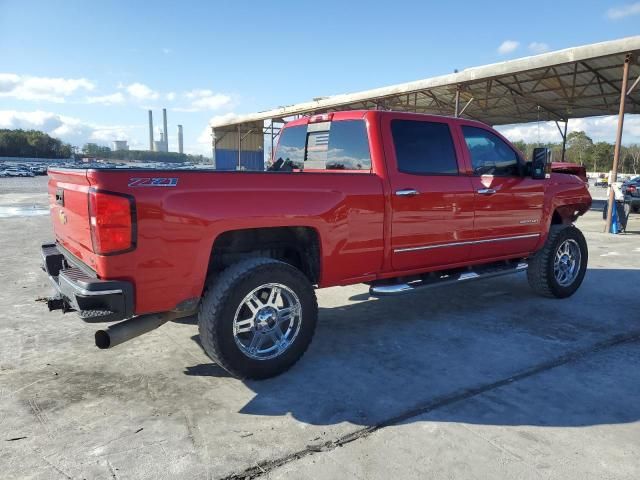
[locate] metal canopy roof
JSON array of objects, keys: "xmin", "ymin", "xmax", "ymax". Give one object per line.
[{"xmin": 212, "ymin": 36, "xmax": 640, "ymax": 134}]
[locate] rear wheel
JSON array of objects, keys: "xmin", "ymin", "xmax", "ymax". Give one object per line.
[
  {"xmin": 527, "ymin": 225, "xmax": 588, "ymax": 298},
  {"xmin": 198, "ymin": 257, "xmax": 318, "ymax": 379}
]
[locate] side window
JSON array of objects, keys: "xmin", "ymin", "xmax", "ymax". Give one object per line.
[
  {"xmin": 462, "ymin": 126, "xmax": 520, "ymax": 176},
  {"xmin": 274, "ymin": 120, "xmax": 372, "ymax": 171},
  {"xmin": 391, "ymin": 120, "xmax": 458, "ymax": 175}
]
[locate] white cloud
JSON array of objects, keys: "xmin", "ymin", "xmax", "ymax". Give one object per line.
[
  {"xmin": 496, "ymin": 115, "xmax": 640, "ymax": 145},
  {"xmin": 528, "ymin": 42, "xmax": 549, "ymax": 54},
  {"xmin": 497, "ymin": 40, "xmax": 519, "ymax": 55},
  {"xmin": 185, "ymin": 89, "xmax": 213, "ymax": 99},
  {"xmin": 198, "ymin": 125, "xmax": 213, "ymax": 147},
  {"xmin": 192, "ymin": 93, "xmax": 231, "ymax": 111},
  {"xmin": 166, "ymin": 91, "xmax": 176, "ymax": 101},
  {"xmin": 124, "ymin": 82, "xmax": 159, "ymax": 101},
  {"xmin": 85, "ymin": 92, "xmax": 125, "ymax": 105},
  {"xmin": 0, "ymin": 110, "xmax": 142, "ymax": 147},
  {"xmin": 175, "ymin": 89, "xmax": 232, "ymax": 112},
  {"xmin": 192, "ymin": 113, "xmax": 243, "ymax": 154},
  {"xmin": 607, "ymin": 2, "xmax": 640, "ymax": 19},
  {"xmin": 0, "ymin": 73, "xmax": 94, "ymax": 103}
]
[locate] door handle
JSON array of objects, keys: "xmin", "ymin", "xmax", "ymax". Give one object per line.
[
  {"xmin": 395, "ymin": 189, "xmax": 419, "ymax": 197},
  {"xmin": 477, "ymin": 188, "xmax": 496, "ymax": 195}
]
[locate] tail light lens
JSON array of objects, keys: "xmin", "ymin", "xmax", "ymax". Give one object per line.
[
  {"xmin": 629, "ymin": 185, "xmax": 637, "ymax": 194},
  {"xmin": 88, "ymin": 189, "xmax": 136, "ymax": 255}
]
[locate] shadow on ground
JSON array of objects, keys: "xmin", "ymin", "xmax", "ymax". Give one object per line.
[{"xmin": 185, "ymin": 268, "xmax": 640, "ymax": 429}]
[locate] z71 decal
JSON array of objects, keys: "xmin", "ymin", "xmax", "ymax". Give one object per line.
[{"xmin": 128, "ymin": 177, "xmax": 179, "ymax": 187}]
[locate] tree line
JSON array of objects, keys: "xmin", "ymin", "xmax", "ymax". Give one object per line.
[
  {"xmin": 0, "ymin": 129, "xmax": 73, "ymax": 159},
  {"xmin": 511, "ymin": 131, "xmax": 640, "ymax": 174},
  {"xmin": 81, "ymin": 143, "xmax": 208, "ymax": 163},
  {"xmin": 0, "ymin": 129, "xmax": 209, "ymax": 164}
]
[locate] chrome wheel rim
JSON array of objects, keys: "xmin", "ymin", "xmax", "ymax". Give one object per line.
[
  {"xmin": 233, "ymin": 283, "xmax": 302, "ymax": 360},
  {"xmin": 554, "ymin": 239, "xmax": 581, "ymax": 287}
]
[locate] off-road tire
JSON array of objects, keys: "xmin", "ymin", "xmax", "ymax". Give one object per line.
[
  {"xmin": 527, "ymin": 225, "xmax": 588, "ymax": 298},
  {"xmin": 198, "ymin": 257, "xmax": 318, "ymax": 379}
]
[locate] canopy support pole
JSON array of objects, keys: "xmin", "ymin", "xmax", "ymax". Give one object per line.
[
  {"xmin": 458, "ymin": 97, "xmax": 475, "ymax": 117},
  {"xmin": 605, "ymin": 53, "xmax": 631, "ymax": 234},
  {"xmin": 454, "ymin": 86, "xmax": 460, "ymax": 117},
  {"xmin": 555, "ymin": 120, "xmax": 569, "ymax": 162},
  {"xmin": 237, "ymin": 125, "xmax": 241, "ymax": 170}
]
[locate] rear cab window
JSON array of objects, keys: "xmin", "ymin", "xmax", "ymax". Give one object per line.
[{"xmin": 273, "ymin": 120, "xmax": 372, "ymax": 172}]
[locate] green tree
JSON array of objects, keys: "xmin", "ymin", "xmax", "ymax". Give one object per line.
[
  {"xmin": 0, "ymin": 129, "xmax": 73, "ymax": 158},
  {"xmin": 624, "ymin": 144, "xmax": 640, "ymax": 175},
  {"xmin": 566, "ymin": 131, "xmax": 593, "ymax": 166},
  {"xmin": 82, "ymin": 143, "xmax": 112, "ymax": 157},
  {"xmin": 591, "ymin": 142, "xmax": 614, "ymax": 173}
]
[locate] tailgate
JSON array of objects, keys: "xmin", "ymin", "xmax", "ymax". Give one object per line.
[{"xmin": 48, "ymin": 169, "xmax": 96, "ymax": 268}]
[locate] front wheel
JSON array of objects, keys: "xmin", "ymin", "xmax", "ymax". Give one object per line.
[
  {"xmin": 527, "ymin": 225, "xmax": 588, "ymax": 298},
  {"xmin": 198, "ymin": 257, "xmax": 318, "ymax": 379}
]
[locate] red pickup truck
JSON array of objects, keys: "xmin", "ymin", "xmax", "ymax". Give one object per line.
[{"xmin": 42, "ymin": 110, "xmax": 591, "ymax": 379}]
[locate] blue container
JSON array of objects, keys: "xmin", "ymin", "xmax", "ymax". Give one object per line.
[{"xmin": 215, "ymin": 149, "xmax": 264, "ymax": 171}]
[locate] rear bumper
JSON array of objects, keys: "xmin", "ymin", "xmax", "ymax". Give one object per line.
[{"xmin": 41, "ymin": 242, "xmax": 134, "ymax": 322}]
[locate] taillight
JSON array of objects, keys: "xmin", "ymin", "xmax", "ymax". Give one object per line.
[
  {"xmin": 629, "ymin": 185, "xmax": 637, "ymax": 193},
  {"xmin": 88, "ymin": 189, "xmax": 136, "ymax": 255}
]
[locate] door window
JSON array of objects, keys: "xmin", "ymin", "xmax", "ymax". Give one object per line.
[
  {"xmin": 391, "ymin": 120, "xmax": 458, "ymax": 175},
  {"xmin": 462, "ymin": 126, "xmax": 520, "ymax": 176}
]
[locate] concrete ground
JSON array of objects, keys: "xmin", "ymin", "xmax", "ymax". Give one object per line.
[{"xmin": 1, "ymin": 176, "xmax": 639, "ymax": 480}]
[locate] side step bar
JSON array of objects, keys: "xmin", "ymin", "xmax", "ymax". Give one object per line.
[{"xmin": 369, "ymin": 261, "xmax": 528, "ymax": 297}]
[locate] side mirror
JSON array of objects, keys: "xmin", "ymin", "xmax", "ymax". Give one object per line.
[{"xmin": 531, "ymin": 147, "xmax": 551, "ymax": 179}]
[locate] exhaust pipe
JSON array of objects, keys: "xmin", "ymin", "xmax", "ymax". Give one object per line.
[{"xmin": 95, "ymin": 312, "xmax": 180, "ymax": 349}]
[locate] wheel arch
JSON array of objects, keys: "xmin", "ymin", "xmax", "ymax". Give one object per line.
[{"xmin": 204, "ymin": 226, "xmax": 322, "ymax": 290}]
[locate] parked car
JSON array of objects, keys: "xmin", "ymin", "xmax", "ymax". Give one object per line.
[
  {"xmin": 622, "ymin": 176, "xmax": 640, "ymax": 213},
  {"xmin": 29, "ymin": 165, "xmax": 48, "ymax": 175},
  {"xmin": 41, "ymin": 110, "xmax": 592, "ymax": 379},
  {"xmin": 3, "ymin": 167, "xmax": 34, "ymax": 177},
  {"xmin": 594, "ymin": 175, "xmax": 608, "ymax": 187}
]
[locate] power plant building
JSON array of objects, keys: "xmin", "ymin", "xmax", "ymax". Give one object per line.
[
  {"xmin": 112, "ymin": 140, "xmax": 129, "ymax": 151},
  {"xmin": 147, "ymin": 109, "xmax": 174, "ymax": 153}
]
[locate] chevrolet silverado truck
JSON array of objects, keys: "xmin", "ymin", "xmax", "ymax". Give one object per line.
[{"xmin": 42, "ymin": 110, "xmax": 591, "ymax": 379}]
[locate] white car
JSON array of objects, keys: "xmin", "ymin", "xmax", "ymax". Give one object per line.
[{"xmin": 4, "ymin": 167, "xmax": 34, "ymax": 177}]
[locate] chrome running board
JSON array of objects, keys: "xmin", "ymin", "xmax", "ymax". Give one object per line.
[{"xmin": 369, "ymin": 261, "xmax": 528, "ymax": 297}]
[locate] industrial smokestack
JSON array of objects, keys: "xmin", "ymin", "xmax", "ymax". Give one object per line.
[
  {"xmin": 162, "ymin": 108, "xmax": 168, "ymax": 152},
  {"xmin": 148, "ymin": 110, "xmax": 154, "ymax": 151},
  {"xmin": 177, "ymin": 125, "xmax": 183, "ymax": 154}
]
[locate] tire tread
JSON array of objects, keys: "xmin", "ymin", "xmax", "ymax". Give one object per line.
[
  {"xmin": 527, "ymin": 225, "xmax": 587, "ymax": 298},
  {"xmin": 198, "ymin": 257, "xmax": 317, "ymax": 379}
]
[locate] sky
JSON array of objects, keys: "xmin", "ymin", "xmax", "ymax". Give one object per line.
[{"xmin": 1, "ymin": 0, "xmax": 640, "ymax": 156}]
